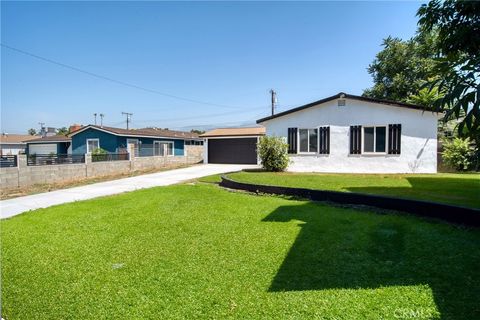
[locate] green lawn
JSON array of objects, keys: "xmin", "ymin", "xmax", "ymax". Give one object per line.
[
  {"xmin": 227, "ymin": 171, "xmax": 480, "ymax": 209},
  {"xmin": 2, "ymin": 183, "xmax": 479, "ymax": 319}
]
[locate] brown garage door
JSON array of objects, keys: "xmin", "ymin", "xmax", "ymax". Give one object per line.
[{"xmin": 208, "ymin": 138, "xmax": 257, "ymax": 164}]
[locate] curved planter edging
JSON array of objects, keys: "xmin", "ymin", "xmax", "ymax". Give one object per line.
[{"xmin": 220, "ymin": 175, "xmax": 480, "ymax": 227}]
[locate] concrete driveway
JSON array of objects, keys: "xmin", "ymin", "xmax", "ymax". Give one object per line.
[{"xmin": 0, "ymin": 164, "xmax": 257, "ymax": 219}]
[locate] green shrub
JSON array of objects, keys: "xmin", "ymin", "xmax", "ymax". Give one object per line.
[
  {"xmin": 257, "ymin": 136, "xmax": 289, "ymax": 172},
  {"xmin": 92, "ymin": 148, "xmax": 107, "ymax": 155},
  {"xmin": 441, "ymin": 137, "xmax": 476, "ymax": 171}
]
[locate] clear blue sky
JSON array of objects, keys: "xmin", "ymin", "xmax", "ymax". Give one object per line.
[{"xmin": 1, "ymin": 1, "xmax": 422, "ymax": 134}]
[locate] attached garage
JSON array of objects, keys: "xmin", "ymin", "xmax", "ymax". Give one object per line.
[
  {"xmin": 201, "ymin": 127, "xmax": 265, "ymax": 164},
  {"xmin": 28, "ymin": 143, "xmax": 58, "ymax": 155},
  {"xmin": 26, "ymin": 135, "xmax": 72, "ymax": 155}
]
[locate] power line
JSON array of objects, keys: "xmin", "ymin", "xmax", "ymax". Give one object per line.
[
  {"xmin": 131, "ymin": 106, "xmax": 266, "ymax": 124},
  {"xmin": 1, "ymin": 43, "xmax": 248, "ymax": 110}
]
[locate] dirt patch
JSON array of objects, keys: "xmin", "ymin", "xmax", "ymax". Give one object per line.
[{"xmin": 0, "ymin": 164, "xmax": 192, "ymax": 200}]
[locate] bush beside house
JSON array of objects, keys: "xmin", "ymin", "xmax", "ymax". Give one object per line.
[
  {"xmin": 257, "ymin": 136, "xmax": 289, "ymax": 172},
  {"xmin": 441, "ymin": 137, "xmax": 477, "ymax": 171}
]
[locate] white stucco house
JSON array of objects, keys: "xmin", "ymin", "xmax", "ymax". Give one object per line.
[{"xmin": 257, "ymin": 92, "xmax": 439, "ymax": 174}]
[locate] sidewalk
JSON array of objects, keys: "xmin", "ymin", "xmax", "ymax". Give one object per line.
[{"xmin": 0, "ymin": 164, "xmax": 255, "ymax": 219}]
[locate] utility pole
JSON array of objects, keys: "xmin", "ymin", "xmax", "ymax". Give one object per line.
[
  {"xmin": 99, "ymin": 114, "xmax": 105, "ymax": 127},
  {"xmin": 93, "ymin": 113, "xmax": 97, "ymax": 125},
  {"xmin": 269, "ymin": 89, "xmax": 277, "ymax": 116},
  {"xmin": 38, "ymin": 122, "xmax": 45, "ymax": 136},
  {"xmin": 122, "ymin": 112, "xmax": 133, "ymax": 130}
]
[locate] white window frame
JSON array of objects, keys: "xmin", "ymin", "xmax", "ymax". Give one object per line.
[
  {"xmin": 297, "ymin": 128, "xmax": 318, "ymax": 154},
  {"xmin": 86, "ymin": 138, "xmax": 100, "ymax": 153},
  {"xmin": 127, "ymin": 139, "xmax": 139, "ymax": 147},
  {"xmin": 362, "ymin": 126, "xmax": 388, "ymax": 154},
  {"xmin": 154, "ymin": 141, "xmax": 174, "ymax": 156}
]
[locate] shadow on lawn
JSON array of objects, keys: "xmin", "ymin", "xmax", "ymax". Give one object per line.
[
  {"xmin": 346, "ymin": 176, "xmax": 480, "ymax": 209},
  {"xmin": 263, "ymin": 202, "xmax": 480, "ymax": 319}
]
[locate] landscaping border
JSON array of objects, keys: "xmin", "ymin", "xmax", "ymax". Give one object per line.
[{"xmin": 220, "ymin": 175, "xmax": 480, "ymax": 227}]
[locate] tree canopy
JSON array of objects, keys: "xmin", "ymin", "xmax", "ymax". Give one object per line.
[
  {"xmin": 362, "ymin": 31, "xmax": 439, "ymax": 103},
  {"xmin": 417, "ymin": 0, "xmax": 480, "ymax": 140}
]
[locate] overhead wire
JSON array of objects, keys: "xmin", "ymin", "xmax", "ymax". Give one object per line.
[{"xmin": 1, "ymin": 43, "xmax": 257, "ymax": 110}]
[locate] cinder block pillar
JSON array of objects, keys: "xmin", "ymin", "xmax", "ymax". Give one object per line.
[
  {"xmin": 128, "ymin": 144, "xmax": 135, "ymax": 171},
  {"xmin": 84, "ymin": 153, "xmax": 91, "ymax": 178},
  {"xmin": 85, "ymin": 153, "xmax": 92, "ymax": 165},
  {"xmin": 16, "ymin": 154, "xmax": 27, "ymax": 187},
  {"xmin": 18, "ymin": 154, "xmax": 27, "ymax": 169}
]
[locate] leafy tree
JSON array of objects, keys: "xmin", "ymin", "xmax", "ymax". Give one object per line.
[
  {"xmin": 441, "ymin": 137, "xmax": 477, "ymax": 171},
  {"xmin": 417, "ymin": 0, "xmax": 480, "ymax": 142},
  {"xmin": 27, "ymin": 128, "xmax": 36, "ymax": 136},
  {"xmin": 363, "ymin": 31, "xmax": 440, "ymax": 102},
  {"xmin": 257, "ymin": 136, "xmax": 289, "ymax": 172},
  {"xmin": 56, "ymin": 127, "xmax": 69, "ymax": 136},
  {"xmin": 190, "ymin": 129, "xmax": 205, "ymax": 135},
  {"xmin": 406, "ymin": 86, "xmax": 443, "ymax": 108}
]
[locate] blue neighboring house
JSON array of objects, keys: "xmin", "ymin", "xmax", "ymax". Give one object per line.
[{"xmin": 68, "ymin": 125, "xmax": 202, "ymax": 156}]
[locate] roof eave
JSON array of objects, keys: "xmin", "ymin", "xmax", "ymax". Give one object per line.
[
  {"xmin": 200, "ymin": 133, "xmax": 265, "ymax": 138},
  {"xmin": 69, "ymin": 125, "xmax": 200, "ymax": 140},
  {"xmin": 256, "ymin": 92, "xmax": 436, "ymax": 123}
]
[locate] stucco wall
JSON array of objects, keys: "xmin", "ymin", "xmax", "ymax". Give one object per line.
[
  {"xmin": 1, "ymin": 147, "xmax": 203, "ymax": 189},
  {"xmin": 261, "ymin": 98, "xmax": 438, "ymax": 173}
]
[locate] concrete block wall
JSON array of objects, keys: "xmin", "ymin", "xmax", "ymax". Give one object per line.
[
  {"xmin": 185, "ymin": 145, "xmax": 204, "ymax": 159},
  {"xmin": 87, "ymin": 161, "xmax": 131, "ymax": 177},
  {"xmin": 1, "ymin": 148, "xmax": 203, "ymax": 190}
]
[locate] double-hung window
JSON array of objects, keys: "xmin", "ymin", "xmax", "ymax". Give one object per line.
[
  {"xmin": 363, "ymin": 126, "xmax": 386, "ymax": 153},
  {"xmin": 299, "ymin": 129, "xmax": 318, "ymax": 153},
  {"xmin": 86, "ymin": 139, "xmax": 100, "ymax": 153}
]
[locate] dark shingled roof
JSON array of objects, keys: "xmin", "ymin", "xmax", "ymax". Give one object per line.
[{"xmin": 257, "ymin": 92, "xmax": 434, "ymax": 123}]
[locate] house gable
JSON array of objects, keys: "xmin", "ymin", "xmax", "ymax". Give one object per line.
[{"xmin": 257, "ymin": 92, "xmax": 436, "ymax": 124}]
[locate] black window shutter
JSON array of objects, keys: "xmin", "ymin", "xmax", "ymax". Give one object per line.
[
  {"xmin": 388, "ymin": 124, "xmax": 402, "ymax": 154},
  {"xmin": 318, "ymin": 126, "xmax": 330, "ymax": 154},
  {"xmin": 350, "ymin": 125, "xmax": 362, "ymax": 154},
  {"xmin": 287, "ymin": 128, "xmax": 298, "ymax": 154}
]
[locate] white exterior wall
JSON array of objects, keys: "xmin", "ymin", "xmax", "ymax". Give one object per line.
[{"xmin": 261, "ymin": 99, "xmax": 438, "ymax": 173}]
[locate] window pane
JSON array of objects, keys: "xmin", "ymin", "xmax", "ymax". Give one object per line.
[
  {"xmin": 88, "ymin": 140, "xmax": 99, "ymax": 153},
  {"xmin": 167, "ymin": 143, "xmax": 173, "ymax": 155},
  {"xmin": 364, "ymin": 127, "xmax": 374, "ymax": 152},
  {"xmin": 299, "ymin": 129, "xmax": 308, "ymax": 152},
  {"xmin": 309, "ymin": 129, "xmax": 318, "ymax": 153},
  {"xmin": 154, "ymin": 143, "xmax": 162, "ymax": 156},
  {"xmin": 376, "ymin": 127, "xmax": 386, "ymax": 152}
]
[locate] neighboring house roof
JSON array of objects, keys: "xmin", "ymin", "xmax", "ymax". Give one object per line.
[
  {"xmin": 0, "ymin": 134, "xmax": 38, "ymax": 145},
  {"xmin": 69, "ymin": 125, "xmax": 200, "ymax": 140},
  {"xmin": 26, "ymin": 135, "xmax": 71, "ymax": 144},
  {"xmin": 257, "ymin": 92, "xmax": 434, "ymax": 123},
  {"xmin": 200, "ymin": 127, "xmax": 266, "ymax": 138}
]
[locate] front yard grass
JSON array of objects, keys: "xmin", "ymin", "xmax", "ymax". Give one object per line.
[
  {"xmin": 2, "ymin": 183, "xmax": 479, "ymax": 319},
  {"xmin": 227, "ymin": 171, "xmax": 480, "ymax": 209}
]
